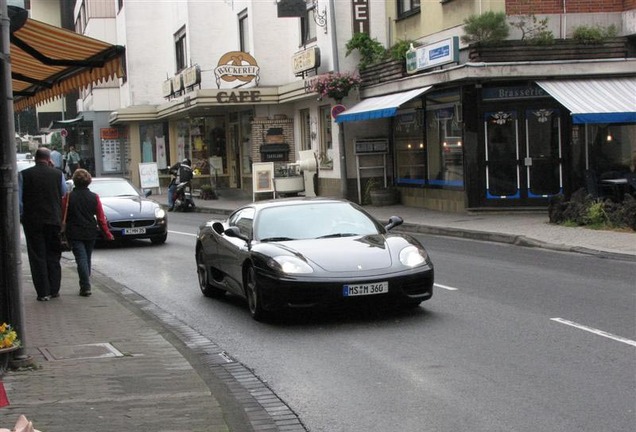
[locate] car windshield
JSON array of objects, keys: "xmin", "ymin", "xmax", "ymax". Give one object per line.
[
  {"xmin": 255, "ymin": 202, "xmax": 380, "ymax": 241},
  {"xmin": 88, "ymin": 180, "xmax": 141, "ymax": 198}
]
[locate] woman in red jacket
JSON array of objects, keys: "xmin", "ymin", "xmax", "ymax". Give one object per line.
[{"xmin": 62, "ymin": 169, "xmax": 114, "ymax": 296}]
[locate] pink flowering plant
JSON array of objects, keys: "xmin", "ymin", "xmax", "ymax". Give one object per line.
[{"xmin": 310, "ymin": 72, "xmax": 361, "ymax": 101}]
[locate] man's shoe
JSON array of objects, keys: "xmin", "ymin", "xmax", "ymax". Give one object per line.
[
  {"xmin": 37, "ymin": 296, "xmax": 51, "ymax": 301},
  {"xmin": 79, "ymin": 289, "xmax": 92, "ymax": 297},
  {"xmin": 51, "ymin": 293, "xmax": 60, "ymax": 298},
  {"xmin": 168, "ymin": 206, "xmax": 174, "ymax": 212}
]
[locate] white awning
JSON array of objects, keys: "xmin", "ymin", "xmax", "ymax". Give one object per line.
[
  {"xmin": 335, "ymin": 87, "xmax": 432, "ymax": 123},
  {"xmin": 536, "ymin": 78, "xmax": 636, "ymax": 124}
]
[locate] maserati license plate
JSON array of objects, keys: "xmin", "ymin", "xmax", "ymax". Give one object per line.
[
  {"xmin": 123, "ymin": 227, "xmax": 146, "ymax": 235},
  {"xmin": 343, "ymin": 281, "xmax": 388, "ymax": 297}
]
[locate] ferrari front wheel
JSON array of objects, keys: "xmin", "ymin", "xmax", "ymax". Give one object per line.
[{"xmin": 245, "ymin": 265, "xmax": 267, "ymax": 321}]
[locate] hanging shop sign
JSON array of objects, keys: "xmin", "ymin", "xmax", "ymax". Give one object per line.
[
  {"xmin": 292, "ymin": 47, "xmax": 321, "ymax": 76},
  {"xmin": 406, "ymin": 36, "xmax": 459, "ymax": 74},
  {"xmin": 277, "ymin": 0, "xmax": 307, "ymax": 18},
  {"xmin": 214, "ymin": 51, "xmax": 260, "ymax": 89}
]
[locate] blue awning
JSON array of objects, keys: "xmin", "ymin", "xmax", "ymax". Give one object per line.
[
  {"xmin": 536, "ymin": 78, "xmax": 636, "ymax": 124},
  {"xmin": 335, "ymin": 87, "xmax": 431, "ymax": 123}
]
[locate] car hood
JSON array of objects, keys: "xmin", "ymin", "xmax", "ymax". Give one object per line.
[
  {"xmin": 274, "ymin": 235, "xmax": 394, "ymax": 272},
  {"xmin": 100, "ymin": 196, "xmax": 158, "ymax": 218}
]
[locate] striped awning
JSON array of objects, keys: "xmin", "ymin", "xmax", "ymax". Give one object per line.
[
  {"xmin": 11, "ymin": 18, "xmax": 125, "ymax": 111},
  {"xmin": 536, "ymin": 78, "xmax": 636, "ymax": 124}
]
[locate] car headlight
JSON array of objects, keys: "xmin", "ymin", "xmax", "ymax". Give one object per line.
[
  {"xmin": 399, "ymin": 245, "xmax": 427, "ymax": 267},
  {"xmin": 267, "ymin": 256, "xmax": 314, "ymax": 274},
  {"xmin": 155, "ymin": 208, "xmax": 166, "ymax": 219}
]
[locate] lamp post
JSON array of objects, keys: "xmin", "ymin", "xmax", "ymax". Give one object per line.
[{"xmin": 1, "ymin": 0, "xmax": 32, "ymax": 367}]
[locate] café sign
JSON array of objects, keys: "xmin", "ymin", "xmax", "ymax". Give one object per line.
[{"xmin": 406, "ymin": 36, "xmax": 459, "ymax": 74}]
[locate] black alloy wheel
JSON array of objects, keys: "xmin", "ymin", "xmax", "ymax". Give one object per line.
[
  {"xmin": 245, "ymin": 264, "xmax": 267, "ymax": 321},
  {"xmin": 196, "ymin": 249, "xmax": 225, "ymax": 298}
]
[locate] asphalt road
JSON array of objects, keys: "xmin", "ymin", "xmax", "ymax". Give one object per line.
[{"xmin": 89, "ymin": 212, "xmax": 636, "ymax": 432}]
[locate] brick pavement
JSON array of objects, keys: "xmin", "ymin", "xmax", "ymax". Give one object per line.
[{"xmin": 0, "ymin": 254, "xmax": 306, "ymax": 432}]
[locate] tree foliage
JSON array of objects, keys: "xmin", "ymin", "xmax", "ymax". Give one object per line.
[{"xmin": 461, "ymin": 11, "xmax": 510, "ymax": 44}]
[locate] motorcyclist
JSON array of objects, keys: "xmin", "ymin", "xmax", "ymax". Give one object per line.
[{"xmin": 168, "ymin": 158, "xmax": 193, "ymax": 211}]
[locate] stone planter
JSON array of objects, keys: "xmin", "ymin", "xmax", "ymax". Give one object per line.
[
  {"xmin": 369, "ymin": 188, "xmax": 399, "ymax": 206},
  {"xmin": 274, "ymin": 176, "xmax": 304, "ymax": 195},
  {"xmin": 468, "ymin": 38, "xmax": 631, "ymax": 62}
]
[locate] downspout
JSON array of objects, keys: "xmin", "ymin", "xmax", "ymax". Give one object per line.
[{"xmin": 329, "ymin": 0, "xmax": 347, "ymax": 198}]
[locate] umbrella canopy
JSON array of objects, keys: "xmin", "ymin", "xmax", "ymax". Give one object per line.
[{"xmin": 11, "ymin": 17, "xmax": 125, "ymax": 111}]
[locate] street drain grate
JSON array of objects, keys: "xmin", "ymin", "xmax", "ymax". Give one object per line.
[{"xmin": 39, "ymin": 342, "xmax": 124, "ymax": 361}]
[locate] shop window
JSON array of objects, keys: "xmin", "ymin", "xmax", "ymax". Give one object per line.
[
  {"xmin": 426, "ymin": 91, "xmax": 464, "ymax": 188},
  {"xmin": 395, "ymin": 109, "xmax": 426, "ymax": 186},
  {"xmin": 238, "ymin": 10, "xmax": 250, "ymax": 53},
  {"xmin": 139, "ymin": 122, "xmax": 170, "ymax": 171},
  {"xmin": 397, "ymin": 0, "xmax": 420, "ymax": 18},
  {"xmin": 587, "ymin": 124, "xmax": 635, "ymax": 178},
  {"xmin": 241, "ymin": 110, "xmax": 254, "ymax": 174},
  {"xmin": 190, "ymin": 116, "xmax": 226, "ymax": 176},
  {"xmin": 175, "ymin": 26, "xmax": 187, "ymax": 72},
  {"xmin": 319, "ymin": 105, "xmax": 333, "ymax": 168},
  {"xmin": 300, "ymin": 109, "xmax": 311, "ymax": 151}
]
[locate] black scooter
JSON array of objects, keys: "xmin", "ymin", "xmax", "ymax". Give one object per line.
[{"xmin": 172, "ymin": 181, "xmax": 195, "ymax": 212}]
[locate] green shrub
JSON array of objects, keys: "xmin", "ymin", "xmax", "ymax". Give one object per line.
[
  {"xmin": 549, "ymin": 189, "xmax": 635, "ymax": 231},
  {"xmin": 509, "ymin": 13, "xmax": 554, "ymax": 44},
  {"xmin": 461, "ymin": 11, "xmax": 510, "ymax": 45},
  {"xmin": 345, "ymin": 33, "xmax": 388, "ymax": 69},
  {"xmin": 572, "ymin": 24, "xmax": 618, "ymax": 44},
  {"xmin": 388, "ymin": 39, "xmax": 419, "ymax": 61}
]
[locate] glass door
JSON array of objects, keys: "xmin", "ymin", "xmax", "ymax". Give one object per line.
[
  {"xmin": 525, "ymin": 108, "xmax": 563, "ymax": 197},
  {"xmin": 485, "ymin": 111, "xmax": 520, "ymax": 199}
]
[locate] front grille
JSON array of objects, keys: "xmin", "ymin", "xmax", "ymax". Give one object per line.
[{"xmin": 110, "ymin": 219, "xmax": 155, "ymax": 229}]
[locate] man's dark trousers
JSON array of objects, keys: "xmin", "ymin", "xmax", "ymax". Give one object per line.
[{"xmin": 22, "ymin": 222, "xmax": 62, "ymax": 297}]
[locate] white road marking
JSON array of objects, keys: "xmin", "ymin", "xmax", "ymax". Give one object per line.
[
  {"xmin": 168, "ymin": 230, "xmax": 197, "ymax": 237},
  {"xmin": 434, "ymin": 283, "xmax": 458, "ymax": 291},
  {"xmin": 551, "ymin": 318, "xmax": 636, "ymax": 347}
]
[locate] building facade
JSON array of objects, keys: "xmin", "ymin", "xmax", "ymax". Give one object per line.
[{"xmin": 65, "ymin": 0, "xmax": 635, "ymax": 212}]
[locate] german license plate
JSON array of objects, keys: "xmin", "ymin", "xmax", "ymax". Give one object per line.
[
  {"xmin": 343, "ymin": 281, "xmax": 388, "ymax": 297},
  {"xmin": 123, "ymin": 227, "xmax": 146, "ymax": 235}
]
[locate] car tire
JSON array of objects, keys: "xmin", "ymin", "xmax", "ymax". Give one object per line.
[
  {"xmin": 196, "ymin": 250, "xmax": 225, "ymax": 298},
  {"xmin": 245, "ymin": 265, "xmax": 267, "ymax": 321},
  {"xmin": 151, "ymin": 233, "xmax": 168, "ymax": 244}
]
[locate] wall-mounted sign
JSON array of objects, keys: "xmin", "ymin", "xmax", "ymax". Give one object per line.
[
  {"xmin": 352, "ymin": 0, "xmax": 370, "ymax": 34},
  {"xmin": 162, "ymin": 79, "xmax": 173, "ymax": 98},
  {"xmin": 100, "ymin": 128, "xmax": 119, "ymax": 140},
  {"xmin": 183, "ymin": 65, "xmax": 201, "ymax": 88},
  {"xmin": 482, "ymin": 85, "xmax": 549, "ymax": 101},
  {"xmin": 331, "ymin": 104, "xmax": 346, "ymax": 119},
  {"xmin": 216, "ymin": 90, "xmax": 262, "ymax": 104},
  {"xmin": 292, "ymin": 47, "xmax": 321, "ymax": 75},
  {"xmin": 172, "ymin": 73, "xmax": 183, "ymax": 93},
  {"xmin": 277, "ymin": 0, "xmax": 307, "ymax": 18},
  {"xmin": 215, "ymin": 51, "xmax": 260, "ymax": 89},
  {"xmin": 406, "ymin": 36, "xmax": 459, "ymax": 74}
]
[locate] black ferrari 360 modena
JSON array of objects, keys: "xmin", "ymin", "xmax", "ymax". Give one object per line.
[{"xmin": 195, "ymin": 198, "xmax": 434, "ymax": 320}]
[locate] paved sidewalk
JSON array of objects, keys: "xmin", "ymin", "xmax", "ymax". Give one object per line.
[{"xmin": 1, "ymin": 252, "xmax": 305, "ymax": 432}]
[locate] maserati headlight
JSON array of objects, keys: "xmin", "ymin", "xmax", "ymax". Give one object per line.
[
  {"xmin": 267, "ymin": 256, "xmax": 314, "ymax": 274},
  {"xmin": 155, "ymin": 208, "xmax": 166, "ymax": 219},
  {"xmin": 399, "ymin": 245, "xmax": 427, "ymax": 267}
]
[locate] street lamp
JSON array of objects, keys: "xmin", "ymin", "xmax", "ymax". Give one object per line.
[{"xmin": 7, "ymin": 0, "xmax": 27, "ymax": 32}]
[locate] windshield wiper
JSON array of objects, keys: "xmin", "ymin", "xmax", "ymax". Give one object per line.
[
  {"xmin": 316, "ymin": 233, "xmax": 357, "ymax": 239},
  {"xmin": 260, "ymin": 237, "xmax": 295, "ymax": 242}
]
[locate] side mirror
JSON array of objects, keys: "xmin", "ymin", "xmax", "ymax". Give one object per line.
[
  {"xmin": 143, "ymin": 189, "xmax": 152, "ymax": 197},
  {"xmin": 224, "ymin": 226, "xmax": 251, "ymax": 244},
  {"xmin": 384, "ymin": 216, "xmax": 403, "ymax": 231}
]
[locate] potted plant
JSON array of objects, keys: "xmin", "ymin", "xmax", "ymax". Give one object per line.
[
  {"xmin": 345, "ymin": 32, "xmax": 388, "ymax": 70},
  {"xmin": 363, "ymin": 178, "xmax": 400, "ymax": 206},
  {"xmin": 309, "ymin": 72, "xmax": 361, "ymax": 102},
  {"xmin": 461, "ymin": 11, "xmax": 509, "ymax": 45},
  {"xmin": 0, "ymin": 322, "xmax": 20, "ymax": 352},
  {"xmin": 199, "ymin": 184, "xmax": 217, "ymax": 200}
]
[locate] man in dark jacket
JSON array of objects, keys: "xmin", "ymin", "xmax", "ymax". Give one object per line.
[{"xmin": 19, "ymin": 147, "xmax": 67, "ymax": 301}]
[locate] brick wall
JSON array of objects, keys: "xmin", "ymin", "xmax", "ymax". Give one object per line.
[
  {"xmin": 251, "ymin": 116, "xmax": 295, "ymax": 167},
  {"xmin": 506, "ymin": 0, "xmax": 627, "ymax": 14}
]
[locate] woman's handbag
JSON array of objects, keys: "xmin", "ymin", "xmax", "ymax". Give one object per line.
[{"xmin": 59, "ymin": 193, "xmax": 72, "ymax": 252}]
